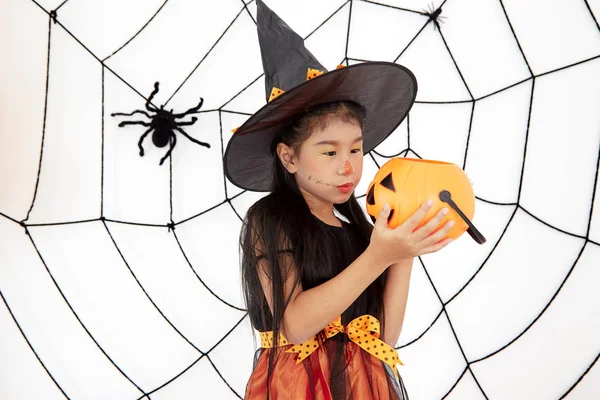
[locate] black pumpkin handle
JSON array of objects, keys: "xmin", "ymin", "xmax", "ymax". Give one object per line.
[{"xmin": 439, "ymin": 190, "xmax": 486, "ymax": 244}]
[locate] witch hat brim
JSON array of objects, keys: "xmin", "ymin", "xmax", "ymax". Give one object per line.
[{"xmin": 224, "ymin": 1, "xmax": 417, "ymax": 192}]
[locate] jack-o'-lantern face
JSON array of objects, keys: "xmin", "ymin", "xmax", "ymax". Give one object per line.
[{"xmin": 365, "ymin": 158, "xmax": 486, "ymax": 244}]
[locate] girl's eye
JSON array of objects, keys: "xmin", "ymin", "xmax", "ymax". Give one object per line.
[
  {"xmin": 323, "ymin": 149, "xmax": 362, "ymax": 156},
  {"xmin": 322, "ymin": 149, "xmax": 361, "ymax": 156}
]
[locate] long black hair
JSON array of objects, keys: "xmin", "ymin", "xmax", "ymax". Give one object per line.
[{"xmin": 239, "ymin": 101, "xmax": 387, "ymax": 395}]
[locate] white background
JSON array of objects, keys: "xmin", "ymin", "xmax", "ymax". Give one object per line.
[{"xmin": 1, "ymin": 0, "xmax": 600, "ymax": 398}]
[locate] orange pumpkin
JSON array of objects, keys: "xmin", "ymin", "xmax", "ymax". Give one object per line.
[{"xmin": 366, "ymin": 158, "xmax": 485, "ymax": 244}]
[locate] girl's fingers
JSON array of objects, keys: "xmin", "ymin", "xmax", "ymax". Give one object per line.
[
  {"xmin": 413, "ymin": 207, "xmax": 449, "ymax": 242},
  {"xmin": 398, "ymin": 200, "xmax": 433, "ymax": 233},
  {"xmin": 422, "ymin": 219, "xmax": 454, "ymax": 246},
  {"xmin": 416, "ymin": 237, "xmax": 453, "ymax": 256},
  {"xmin": 375, "ymin": 204, "xmax": 391, "ymax": 231}
]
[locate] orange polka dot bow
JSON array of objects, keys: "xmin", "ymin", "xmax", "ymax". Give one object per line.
[{"xmin": 259, "ymin": 314, "xmax": 404, "ymax": 379}]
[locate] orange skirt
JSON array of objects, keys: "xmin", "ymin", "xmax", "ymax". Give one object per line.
[{"xmin": 244, "ymin": 336, "xmax": 409, "ymax": 399}]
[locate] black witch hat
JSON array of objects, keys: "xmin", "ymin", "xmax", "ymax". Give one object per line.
[{"xmin": 224, "ymin": 0, "xmax": 418, "ymax": 192}]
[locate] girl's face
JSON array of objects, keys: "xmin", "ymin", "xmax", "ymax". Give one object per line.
[{"xmin": 278, "ymin": 118, "xmax": 364, "ymax": 209}]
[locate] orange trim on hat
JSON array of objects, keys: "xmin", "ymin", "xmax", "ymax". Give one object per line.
[
  {"xmin": 269, "ymin": 87, "xmax": 285, "ymax": 102},
  {"xmin": 244, "ymin": 65, "xmax": 347, "ymax": 133},
  {"xmin": 307, "ymin": 68, "xmax": 324, "ymax": 80}
]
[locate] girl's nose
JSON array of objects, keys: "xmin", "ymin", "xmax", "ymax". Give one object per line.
[{"xmin": 338, "ymin": 159, "xmax": 354, "ymax": 175}]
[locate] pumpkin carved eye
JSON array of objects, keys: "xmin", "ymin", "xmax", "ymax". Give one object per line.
[{"xmin": 380, "ymin": 172, "xmax": 396, "ymax": 192}]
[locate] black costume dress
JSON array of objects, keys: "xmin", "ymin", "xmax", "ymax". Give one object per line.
[{"xmin": 245, "ymin": 216, "xmax": 410, "ymax": 399}]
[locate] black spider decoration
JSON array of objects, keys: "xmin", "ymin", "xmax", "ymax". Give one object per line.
[
  {"xmin": 111, "ymin": 82, "xmax": 210, "ymax": 165},
  {"xmin": 421, "ymin": 3, "xmax": 446, "ymax": 31}
]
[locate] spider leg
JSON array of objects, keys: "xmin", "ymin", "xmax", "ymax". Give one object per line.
[
  {"xmin": 176, "ymin": 117, "xmax": 197, "ymax": 126},
  {"xmin": 138, "ymin": 127, "xmax": 153, "ymax": 157},
  {"xmin": 159, "ymin": 132, "xmax": 177, "ymax": 165},
  {"xmin": 175, "ymin": 126, "xmax": 210, "ymax": 148},
  {"xmin": 111, "ymin": 110, "xmax": 153, "ymax": 119},
  {"xmin": 173, "ymin": 98, "xmax": 204, "ymax": 118},
  {"xmin": 118, "ymin": 120, "xmax": 151, "ymax": 127},
  {"xmin": 145, "ymin": 82, "xmax": 160, "ymax": 113}
]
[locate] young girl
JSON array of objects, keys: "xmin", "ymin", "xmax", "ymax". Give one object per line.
[{"xmin": 223, "ymin": 2, "xmax": 453, "ymax": 398}]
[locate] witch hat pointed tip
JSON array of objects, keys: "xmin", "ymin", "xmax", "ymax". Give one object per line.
[
  {"xmin": 256, "ymin": 0, "xmax": 276, "ymax": 29},
  {"xmin": 254, "ymin": 0, "xmax": 326, "ymax": 100},
  {"xmin": 256, "ymin": 0, "xmax": 271, "ymax": 17}
]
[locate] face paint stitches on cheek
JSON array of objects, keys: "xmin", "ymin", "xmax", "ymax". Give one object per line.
[
  {"xmin": 305, "ymin": 171, "xmax": 335, "ymax": 187},
  {"xmin": 302, "ymin": 159, "xmax": 356, "ymax": 188},
  {"xmin": 295, "ymin": 147, "xmax": 336, "ymax": 187},
  {"xmin": 302, "ymin": 162, "xmax": 335, "ymax": 187}
]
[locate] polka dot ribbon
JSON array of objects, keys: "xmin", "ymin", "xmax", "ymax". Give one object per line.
[{"xmin": 259, "ymin": 314, "xmax": 404, "ymax": 379}]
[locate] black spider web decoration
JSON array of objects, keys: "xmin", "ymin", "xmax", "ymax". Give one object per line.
[{"xmin": 1, "ymin": 0, "xmax": 600, "ymax": 399}]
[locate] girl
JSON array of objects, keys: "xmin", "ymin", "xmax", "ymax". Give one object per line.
[{"xmin": 223, "ymin": 2, "xmax": 453, "ymax": 398}]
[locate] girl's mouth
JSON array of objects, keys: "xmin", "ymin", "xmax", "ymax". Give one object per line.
[{"xmin": 337, "ymin": 183, "xmax": 354, "ymax": 193}]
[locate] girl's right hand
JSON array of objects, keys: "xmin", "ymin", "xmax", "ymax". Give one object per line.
[{"xmin": 369, "ymin": 200, "xmax": 455, "ymax": 266}]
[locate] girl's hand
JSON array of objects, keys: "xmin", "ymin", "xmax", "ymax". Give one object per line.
[{"xmin": 369, "ymin": 200, "xmax": 454, "ymax": 266}]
